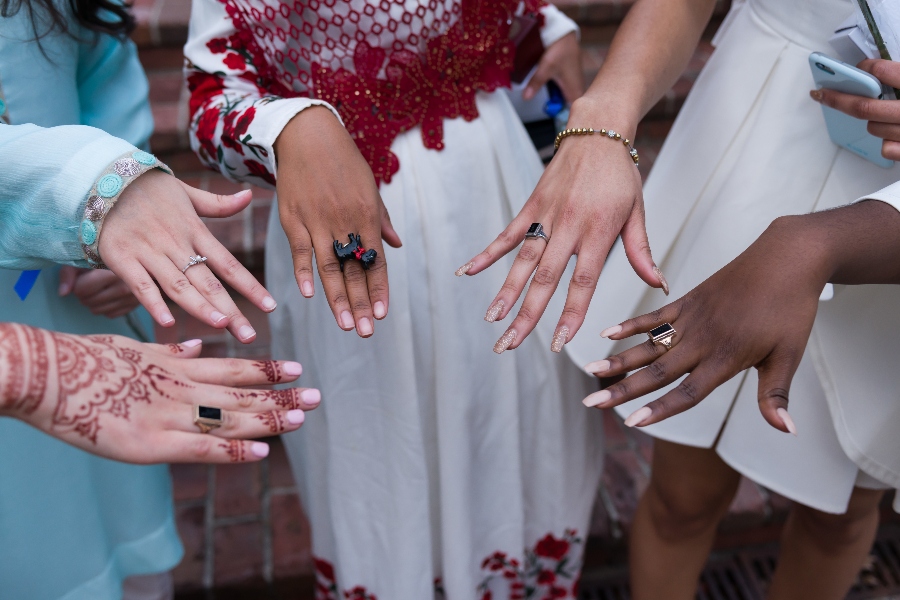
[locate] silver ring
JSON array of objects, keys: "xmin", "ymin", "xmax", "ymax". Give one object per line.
[
  {"xmin": 525, "ymin": 223, "xmax": 550, "ymax": 243},
  {"xmin": 182, "ymin": 255, "xmax": 207, "ymax": 274}
]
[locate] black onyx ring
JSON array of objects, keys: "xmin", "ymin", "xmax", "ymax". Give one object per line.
[
  {"xmin": 648, "ymin": 323, "xmax": 677, "ymax": 350},
  {"xmin": 194, "ymin": 405, "xmax": 223, "ymax": 434},
  {"xmin": 525, "ymin": 222, "xmax": 550, "ymax": 243},
  {"xmin": 333, "ymin": 233, "xmax": 377, "ymax": 270}
]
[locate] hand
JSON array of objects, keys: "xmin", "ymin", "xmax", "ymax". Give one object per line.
[
  {"xmin": 523, "ymin": 32, "xmax": 585, "ymax": 103},
  {"xmin": 99, "ymin": 170, "xmax": 277, "ymax": 343},
  {"xmin": 273, "ymin": 106, "xmax": 402, "ymax": 338},
  {"xmin": 458, "ymin": 97, "xmax": 663, "ymax": 353},
  {"xmin": 58, "ymin": 267, "xmax": 140, "ymax": 319},
  {"xmin": 0, "ymin": 323, "xmax": 322, "ymax": 464},
  {"xmin": 811, "ymin": 59, "xmax": 900, "ymax": 160}
]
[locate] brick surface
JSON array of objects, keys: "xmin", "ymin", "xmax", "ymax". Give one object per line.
[
  {"xmin": 214, "ymin": 521, "xmax": 266, "ymax": 584},
  {"xmin": 215, "ymin": 462, "xmax": 263, "ymax": 518},
  {"xmin": 171, "ymin": 464, "xmax": 209, "ymax": 502},
  {"xmin": 173, "ymin": 504, "xmax": 207, "ymax": 588},
  {"xmin": 270, "ymin": 493, "xmax": 315, "ymax": 578}
]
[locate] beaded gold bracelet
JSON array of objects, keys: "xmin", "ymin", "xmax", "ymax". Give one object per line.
[{"xmin": 554, "ymin": 127, "xmax": 639, "ymax": 166}]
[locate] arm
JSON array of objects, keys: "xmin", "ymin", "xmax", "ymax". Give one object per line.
[
  {"xmin": 461, "ymin": 0, "xmax": 717, "ymax": 353},
  {"xmin": 0, "ymin": 322, "xmax": 321, "ymax": 464},
  {"xmin": 585, "ymin": 197, "xmax": 900, "ymax": 433}
]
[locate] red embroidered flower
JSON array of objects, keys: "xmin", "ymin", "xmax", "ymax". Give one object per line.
[
  {"xmin": 223, "ymin": 52, "xmax": 247, "ymax": 70},
  {"xmin": 534, "ymin": 534, "xmax": 570, "ymax": 561},
  {"xmin": 243, "ymin": 159, "xmax": 275, "ymax": 186},
  {"xmin": 314, "ymin": 558, "xmax": 335, "ymax": 582},
  {"xmin": 195, "ymin": 108, "xmax": 220, "ymax": 160},
  {"xmin": 480, "ymin": 592, "xmax": 492, "ymax": 600},
  {"xmin": 206, "ymin": 37, "xmax": 229, "ymax": 54},
  {"xmin": 187, "ymin": 72, "xmax": 225, "ymax": 121},
  {"xmin": 537, "ymin": 569, "xmax": 557, "ymax": 585},
  {"xmin": 222, "ymin": 106, "xmax": 255, "ymax": 155}
]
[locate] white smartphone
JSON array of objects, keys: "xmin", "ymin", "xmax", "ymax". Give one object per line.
[{"xmin": 809, "ymin": 52, "xmax": 893, "ymax": 168}]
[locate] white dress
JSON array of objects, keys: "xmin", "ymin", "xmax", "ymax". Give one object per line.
[
  {"xmin": 560, "ymin": 0, "xmax": 900, "ymax": 515},
  {"xmin": 185, "ymin": 2, "xmax": 604, "ymax": 597}
]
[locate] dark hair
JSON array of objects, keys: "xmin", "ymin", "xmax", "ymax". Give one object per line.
[{"xmin": 1, "ymin": 0, "xmax": 135, "ymax": 41}]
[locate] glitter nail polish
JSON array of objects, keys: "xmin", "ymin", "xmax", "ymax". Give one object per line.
[
  {"xmin": 485, "ymin": 299, "xmax": 505, "ymax": 323},
  {"xmin": 551, "ymin": 325, "xmax": 569, "ymax": 353},
  {"xmin": 455, "ymin": 261, "xmax": 474, "ymax": 277},
  {"xmin": 493, "ymin": 329, "xmax": 517, "ymax": 354}
]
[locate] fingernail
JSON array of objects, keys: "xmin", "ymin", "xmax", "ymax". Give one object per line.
[
  {"xmin": 262, "ymin": 296, "xmax": 277, "ymax": 311},
  {"xmin": 624, "ymin": 406, "xmax": 653, "ymax": 428},
  {"xmin": 493, "ymin": 328, "xmax": 517, "ymax": 354},
  {"xmin": 485, "ymin": 299, "xmax": 505, "ymax": 323},
  {"xmin": 551, "ymin": 325, "xmax": 569, "ymax": 353},
  {"xmin": 810, "ymin": 89, "xmax": 823, "ymax": 102},
  {"xmin": 653, "ymin": 265, "xmax": 670, "ymax": 296},
  {"xmin": 340, "ymin": 311, "xmax": 354, "ymax": 330},
  {"xmin": 455, "ymin": 261, "xmax": 474, "ymax": 277},
  {"xmin": 300, "ymin": 388, "xmax": 321, "ymax": 406},
  {"xmin": 358, "ymin": 317, "xmax": 373, "ymax": 337},
  {"xmin": 160, "ymin": 311, "xmax": 175, "ymax": 325},
  {"xmin": 234, "ymin": 189, "xmax": 253, "ymax": 200},
  {"xmin": 301, "ymin": 281, "xmax": 314, "ymax": 298},
  {"xmin": 287, "ymin": 409, "xmax": 305, "ymax": 425},
  {"xmin": 600, "ymin": 325, "xmax": 622, "ymax": 338},
  {"xmin": 182, "ymin": 339, "xmax": 203, "ymax": 348},
  {"xmin": 583, "ymin": 390, "xmax": 611, "ymax": 408},
  {"xmin": 238, "ymin": 325, "xmax": 256, "ymax": 340},
  {"xmin": 251, "ymin": 442, "xmax": 270, "ymax": 458},
  {"xmin": 283, "ymin": 361, "xmax": 302, "ymax": 377},
  {"xmin": 373, "ymin": 301, "xmax": 387, "ymax": 319},
  {"xmin": 777, "ymin": 408, "xmax": 798, "ymax": 436},
  {"xmin": 523, "ymin": 88, "xmax": 534, "ymax": 101},
  {"xmin": 211, "ymin": 311, "xmax": 227, "ymax": 325},
  {"xmin": 585, "ymin": 360, "xmax": 610, "ymax": 375},
  {"xmin": 58, "ymin": 282, "xmax": 71, "ymax": 296}
]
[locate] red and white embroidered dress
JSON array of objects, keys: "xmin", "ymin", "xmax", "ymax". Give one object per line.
[{"xmin": 186, "ymin": 1, "xmax": 604, "ymax": 597}]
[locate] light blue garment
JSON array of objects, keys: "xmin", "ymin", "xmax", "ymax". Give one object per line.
[{"xmin": 0, "ymin": 5, "xmax": 183, "ymax": 599}]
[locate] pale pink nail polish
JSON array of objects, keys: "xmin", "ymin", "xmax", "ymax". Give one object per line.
[
  {"xmin": 300, "ymin": 388, "xmax": 321, "ymax": 405},
  {"xmin": 374, "ymin": 301, "xmax": 387, "ymax": 319},
  {"xmin": 455, "ymin": 261, "xmax": 474, "ymax": 277},
  {"xmin": 262, "ymin": 296, "xmax": 277, "ymax": 311},
  {"xmin": 287, "ymin": 409, "xmax": 305, "ymax": 425},
  {"xmin": 624, "ymin": 406, "xmax": 652, "ymax": 427},
  {"xmin": 182, "ymin": 339, "xmax": 203, "ymax": 348},
  {"xmin": 251, "ymin": 442, "xmax": 270, "ymax": 458},
  {"xmin": 283, "ymin": 361, "xmax": 302, "ymax": 377},
  {"xmin": 358, "ymin": 317, "xmax": 373, "ymax": 336},
  {"xmin": 653, "ymin": 266, "xmax": 670, "ymax": 296},
  {"xmin": 777, "ymin": 408, "xmax": 798, "ymax": 436},
  {"xmin": 238, "ymin": 325, "xmax": 256, "ymax": 340},
  {"xmin": 160, "ymin": 311, "xmax": 175, "ymax": 325},
  {"xmin": 585, "ymin": 360, "xmax": 610, "ymax": 375},
  {"xmin": 485, "ymin": 299, "xmax": 505, "ymax": 323},
  {"xmin": 494, "ymin": 328, "xmax": 516, "ymax": 354},
  {"xmin": 340, "ymin": 311, "xmax": 354, "ymax": 329},
  {"xmin": 551, "ymin": 326, "xmax": 569, "ymax": 353},
  {"xmin": 235, "ymin": 189, "xmax": 253, "ymax": 201},
  {"xmin": 211, "ymin": 311, "xmax": 227, "ymax": 325},
  {"xmin": 301, "ymin": 281, "xmax": 314, "ymax": 297},
  {"xmin": 600, "ymin": 325, "xmax": 622, "ymax": 338},
  {"xmin": 583, "ymin": 390, "xmax": 611, "ymax": 408}
]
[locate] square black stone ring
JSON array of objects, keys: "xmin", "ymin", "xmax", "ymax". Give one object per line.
[
  {"xmin": 524, "ymin": 222, "xmax": 550, "ymax": 243},
  {"xmin": 194, "ymin": 405, "xmax": 224, "ymax": 434},
  {"xmin": 648, "ymin": 323, "xmax": 677, "ymax": 350}
]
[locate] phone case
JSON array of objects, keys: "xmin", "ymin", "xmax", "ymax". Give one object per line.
[{"xmin": 809, "ymin": 52, "xmax": 893, "ymax": 168}]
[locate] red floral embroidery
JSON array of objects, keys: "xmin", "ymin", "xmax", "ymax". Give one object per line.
[
  {"xmin": 244, "ymin": 159, "xmax": 276, "ymax": 186},
  {"xmin": 195, "ymin": 107, "xmax": 221, "ymax": 161},
  {"xmin": 478, "ymin": 530, "xmax": 583, "ymax": 600},
  {"xmin": 534, "ymin": 534, "xmax": 570, "ymax": 561},
  {"xmin": 223, "ymin": 52, "xmax": 247, "ymax": 70}
]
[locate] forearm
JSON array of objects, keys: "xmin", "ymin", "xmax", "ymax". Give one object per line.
[
  {"xmin": 569, "ymin": 0, "xmax": 717, "ymax": 136},
  {"xmin": 0, "ymin": 323, "xmax": 51, "ymax": 419}
]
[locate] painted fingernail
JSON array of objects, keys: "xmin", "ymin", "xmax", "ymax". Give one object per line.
[
  {"xmin": 493, "ymin": 328, "xmax": 517, "ymax": 354},
  {"xmin": 777, "ymin": 408, "xmax": 798, "ymax": 436},
  {"xmin": 282, "ymin": 361, "xmax": 302, "ymax": 376},
  {"xmin": 653, "ymin": 265, "xmax": 670, "ymax": 296},
  {"xmin": 455, "ymin": 261, "xmax": 474, "ymax": 277},
  {"xmin": 585, "ymin": 360, "xmax": 610, "ymax": 375},
  {"xmin": 600, "ymin": 325, "xmax": 622, "ymax": 338},
  {"xmin": 485, "ymin": 299, "xmax": 505, "ymax": 323},
  {"xmin": 624, "ymin": 406, "xmax": 653, "ymax": 428},
  {"xmin": 340, "ymin": 311, "xmax": 354, "ymax": 330},
  {"xmin": 583, "ymin": 390, "xmax": 612, "ymax": 408},
  {"xmin": 301, "ymin": 281, "xmax": 314, "ymax": 298},
  {"xmin": 262, "ymin": 296, "xmax": 277, "ymax": 311},
  {"xmin": 373, "ymin": 301, "xmax": 387, "ymax": 319},
  {"xmin": 58, "ymin": 282, "xmax": 71, "ymax": 296},
  {"xmin": 810, "ymin": 89, "xmax": 823, "ymax": 102},
  {"xmin": 251, "ymin": 442, "xmax": 270, "ymax": 458},
  {"xmin": 287, "ymin": 409, "xmax": 305, "ymax": 425},
  {"xmin": 182, "ymin": 339, "xmax": 203, "ymax": 348},
  {"xmin": 211, "ymin": 311, "xmax": 227, "ymax": 325},
  {"xmin": 160, "ymin": 311, "xmax": 175, "ymax": 325},
  {"xmin": 300, "ymin": 388, "xmax": 321, "ymax": 406},
  {"xmin": 551, "ymin": 325, "xmax": 569, "ymax": 353},
  {"xmin": 358, "ymin": 317, "xmax": 373, "ymax": 337},
  {"xmin": 238, "ymin": 325, "xmax": 256, "ymax": 340}
]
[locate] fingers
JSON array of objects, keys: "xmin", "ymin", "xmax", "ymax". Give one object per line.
[
  {"xmin": 549, "ymin": 242, "xmax": 610, "ymax": 349},
  {"xmin": 583, "ymin": 347, "xmax": 692, "ymax": 409},
  {"xmin": 314, "ymin": 237, "xmax": 357, "ymax": 331},
  {"xmin": 485, "ymin": 237, "xmax": 549, "ymax": 323},
  {"xmin": 618, "ymin": 364, "xmax": 732, "ymax": 428},
  {"xmin": 341, "ymin": 258, "xmax": 375, "ymax": 337},
  {"xmin": 620, "ymin": 200, "xmax": 668, "ymax": 294},
  {"xmin": 883, "ymin": 139, "xmax": 900, "ymax": 161},
  {"xmin": 755, "ymin": 347, "xmax": 802, "ymax": 435},
  {"xmin": 158, "ymin": 435, "xmax": 271, "ymax": 464},
  {"xmin": 858, "ymin": 58, "xmax": 900, "ymax": 90},
  {"xmin": 600, "ymin": 302, "xmax": 682, "ymax": 340},
  {"xmin": 379, "ymin": 200, "xmax": 402, "ymax": 248},
  {"xmin": 173, "ymin": 404, "xmax": 306, "ymax": 438},
  {"xmin": 146, "ymin": 338, "xmax": 204, "ymax": 358},
  {"xmin": 198, "ymin": 230, "xmax": 278, "ymax": 313},
  {"xmin": 58, "ymin": 266, "xmax": 81, "ymax": 296},
  {"xmin": 181, "ymin": 181, "xmax": 253, "ymax": 218},
  {"xmin": 812, "ymin": 88, "xmax": 899, "ymax": 123},
  {"xmin": 112, "ymin": 260, "xmax": 176, "ymax": 327},
  {"xmin": 584, "ymin": 338, "xmax": 668, "ymax": 379},
  {"xmin": 179, "ymin": 357, "xmax": 304, "ymax": 387},
  {"xmin": 282, "ymin": 216, "xmax": 316, "ymax": 298},
  {"xmin": 457, "ymin": 214, "xmax": 534, "ymax": 277},
  {"xmin": 181, "ymin": 260, "xmax": 256, "ymax": 342},
  {"xmin": 523, "ymin": 62, "xmax": 552, "ymax": 102}
]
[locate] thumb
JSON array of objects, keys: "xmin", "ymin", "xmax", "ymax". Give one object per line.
[
  {"xmin": 380, "ymin": 200, "xmax": 402, "ymax": 248},
  {"xmin": 620, "ymin": 200, "xmax": 668, "ymax": 295},
  {"xmin": 58, "ymin": 266, "xmax": 80, "ymax": 296},
  {"xmin": 523, "ymin": 63, "xmax": 552, "ymax": 102},
  {"xmin": 756, "ymin": 347, "xmax": 802, "ymax": 435},
  {"xmin": 180, "ymin": 180, "xmax": 253, "ymax": 218}
]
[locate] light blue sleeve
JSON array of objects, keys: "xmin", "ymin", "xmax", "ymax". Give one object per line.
[{"xmin": 0, "ymin": 122, "xmax": 139, "ymax": 270}]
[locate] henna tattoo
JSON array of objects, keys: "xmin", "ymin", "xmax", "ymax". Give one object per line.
[
  {"xmin": 167, "ymin": 343, "xmax": 182, "ymax": 354},
  {"xmin": 255, "ymin": 410, "xmax": 287, "ymax": 433},
  {"xmin": 220, "ymin": 440, "xmax": 246, "ymax": 462},
  {"xmin": 0, "ymin": 324, "xmax": 49, "ymax": 415},
  {"xmin": 231, "ymin": 388, "xmax": 299, "ymax": 409},
  {"xmin": 254, "ymin": 360, "xmax": 283, "ymax": 383}
]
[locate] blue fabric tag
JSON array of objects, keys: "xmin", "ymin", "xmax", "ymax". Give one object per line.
[{"xmin": 14, "ymin": 270, "xmax": 40, "ymax": 300}]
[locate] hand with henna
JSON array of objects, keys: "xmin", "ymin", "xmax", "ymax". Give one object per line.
[
  {"xmin": 0, "ymin": 323, "xmax": 322, "ymax": 464},
  {"xmin": 581, "ymin": 200, "xmax": 900, "ymax": 433},
  {"xmin": 58, "ymin": 267, "xmax": 140, "ymax": 319},
  {"xmin": 274, "ymin": 106, "xmax": 402, "ymax": 338}
]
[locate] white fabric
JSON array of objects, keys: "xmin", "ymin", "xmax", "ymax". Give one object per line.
[
  {"xmin": 857, "ymin": 180, "xmax": 900, "ymax": 212},
  {"xmin": 557, "ymin": 0, "xmax": 900, "ymax": 515}
]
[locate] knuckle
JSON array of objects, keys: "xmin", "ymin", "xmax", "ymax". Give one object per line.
[
  {"xmin": 854, "ymin": 97, "xmax": 874, "ymax": 118},
  {"xmin": 501, "ymin": 281, "xmax": 520, "ymax": 295},
  {"xmin": 236, "ymin": 392, "xmax": 255, "ymax": 409},
  {"xmin": 224, "ymin": 358, "xmax": 245, "ymax": 379},
  {"xmin": 646, "ymin": 360, "xmax": 667, "ymax": 382},
  {"xmin": 321, "ymin": 261, "xmax": 344, "ymax": 276},
  {"xmin": 191, "ymin": 437, "xmax": 214, "ymax": 459},
  {"xmin": 203, "ymin": 276, "xmax": 225, "ymax": 295},
  {"xmin": 169, "ymin": 277, "xmax": 193, "ymax": 295},
  {"xmin": 570, "ymin": 271, "xmax": 597, "ymax": 290},
  {"xmin": 676, "ymin": 379, "xmax": 701, "ymax": 403},
  {"xmin": 517, "ymin": 246, "xmax": 540, "ymax": 262},
  {"xmin": 497, "ymin": 228, "xmax": 519, "ymax": 246},
  {"xmin": 516, "ymin": 305, "xmax": 536, "ymax": 322},
  {"xmin": 560, "ymin": 305, "xmax": 584, "ymax": 320},
  {"xmin": 531, "ymin": 267, "xmax": 556, "ymax": 287},
  {"xmin": 218, "ymin": 255, "xmax": 243, "ymax": 278}
]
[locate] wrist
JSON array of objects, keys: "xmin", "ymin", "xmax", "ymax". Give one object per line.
[
  {"xmin": 0, "ymin": 323, "xmax": 51, "ymax": 419},
  {"xmin": 274, "ymin": 105, "xmax": 343, "ymax": 161},
  {"xmin": 568, "ymin": 96, "xmax": 640, "ymax": 140}
]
